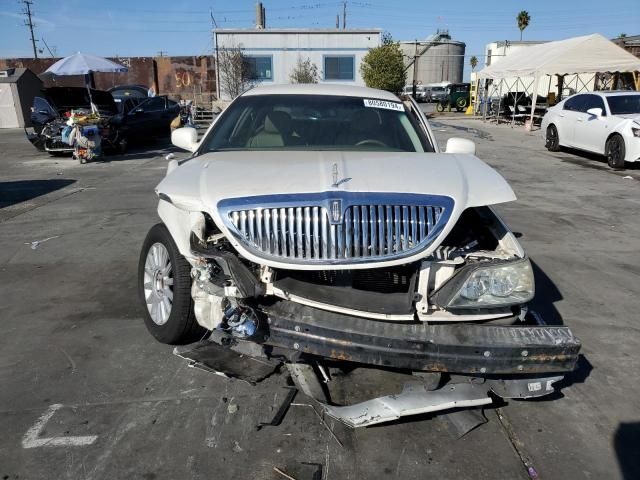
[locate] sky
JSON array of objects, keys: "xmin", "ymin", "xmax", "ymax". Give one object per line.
[{"xmin": 1, "ymin": 0, "xmax": 638, "ymax": 80}]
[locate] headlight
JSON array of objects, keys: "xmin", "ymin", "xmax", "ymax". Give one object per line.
[
  {"xmin": 431, "ymin": 258, "xmax": 534, "ymax": 309},
  {"xmin": 632, "ymin": 126, "xmax": 640, "ymax": 138}
]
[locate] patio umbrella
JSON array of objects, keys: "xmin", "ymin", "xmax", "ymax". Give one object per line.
[
  {"xmin": 45, "ymin": 52, "xmax": 128, "ymax": 112},
  {"xmin": 45, "ymin": 52, "xmax": 128, "ymax": 76}
]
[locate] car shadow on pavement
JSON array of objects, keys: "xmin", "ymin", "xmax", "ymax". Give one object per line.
[
  {"xmin": 0, "ymin": 179, "xmax": 76, "ymax": 208},
  {"xmin": 529, "ymin": 260, "xmax": 563, "ymax": 326},
  {"xmin": 525, "ymin": 260, "xmax": 593, "ymax": 400},
  {"xmin": 614, "ymin": 422, "xmax": 640, "ymax": 480},
  {"xmin": 556, "ymin": 147, "xmax": 640, "ymax": 173}
]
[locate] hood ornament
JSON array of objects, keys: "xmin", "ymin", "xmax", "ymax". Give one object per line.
[{"xmin": 331, "ymin": 163, "xmax": 352, "ymax": 188}]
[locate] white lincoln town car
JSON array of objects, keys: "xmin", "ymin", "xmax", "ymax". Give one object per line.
[{"xmin": 138, "ymin": 84, "xmax": 580, "ymax": 427}]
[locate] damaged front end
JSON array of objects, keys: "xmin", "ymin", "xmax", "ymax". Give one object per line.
[{"xmin": 153, "ymin": 183, "xmax": 580, "ymax": 427}]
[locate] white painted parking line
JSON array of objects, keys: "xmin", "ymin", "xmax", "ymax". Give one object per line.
[{"xmin": 22, "ymin": 404, "xmax": 98, "ymax": 448}]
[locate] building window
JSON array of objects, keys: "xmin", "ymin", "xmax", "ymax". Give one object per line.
[
  {"xmin": 245, "ymin": 56, "xmax": 272, "ymax": 81},
  {"xmin": 324, "ymin": 56, "xmax": 355, "ymax": 81},
  {"xmin": 486, "ymin": 49, "xmax": 492, "ymax": 66}
]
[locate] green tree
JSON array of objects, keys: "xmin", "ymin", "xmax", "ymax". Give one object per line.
[
  {"xmin": 619, "ymin": 33, "xmax": 627, "ymax": 38},
  {"xmin": 381, "ymin": 31, "xmax": 394, "ymax": 45},
  {"xmin": 470, "ymin": 55, "xmax": 478, "ymax": 72},
  {"xmin": 289, "ymin": 57, "xmax": 319, "ymax": 84},
  {"xmin": 517, "ymin": 10, "xmax": 530, "ymax": 41},
  {"xmin": 360, "ymin": 39, "xmax": 406, "ymax": 93}
]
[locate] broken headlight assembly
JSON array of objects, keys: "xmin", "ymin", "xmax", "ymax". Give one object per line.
[{"xmin": 431, "ymin": 258, "xmax": 534, "ymax": 309}]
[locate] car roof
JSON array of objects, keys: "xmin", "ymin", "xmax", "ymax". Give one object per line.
[
  {"xmin": 242, "ymin": 83, "xmax": 401, "ymax": 101},
  {"xmin": 574, "ymin": 91, "xmax": 640, "ymax": 97}
]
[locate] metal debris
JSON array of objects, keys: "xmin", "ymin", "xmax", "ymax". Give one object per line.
[
  {"xmin": 292, "ymin": 403, "xmax": 343, "ymax": 448},
  {"xmin": 256, "ymin": 387, "xmax": 297, "ymax": 430},
  {"xmin": 442, "ymin": 408, "xmax": 488, "ymax": 438},
  {"xmin": 273, "ymin": 467, "xmax": 297, "ymax": 480},
  {"xmin": 25, "ymin": 235, "xmax": 59, "ymax": 250}
]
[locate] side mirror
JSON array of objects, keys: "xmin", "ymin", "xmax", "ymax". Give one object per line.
[
  {"xmin": 171, "ymin": 127, "xmax": 199, "ymax": 152},
  {"xmin": 586, "ymin": 107, "xmax": 602, "ymax": 118},
  {"xmin": 445, "ymin": 137, "xmax": 476, "ymax": 155}
]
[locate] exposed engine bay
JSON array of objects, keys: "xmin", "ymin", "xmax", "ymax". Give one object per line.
[{"xmin": 188, "ymin": 205, "xmax": 529, "ymax": 333}]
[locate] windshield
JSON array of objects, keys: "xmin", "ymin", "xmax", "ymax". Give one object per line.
[
  {"xmin": 201, "ymin": 94, "xmax": 433, "ymax": 153},
  {"xmin": 606, "ymin": 95, "xmax": 640, "ymax": 115}
]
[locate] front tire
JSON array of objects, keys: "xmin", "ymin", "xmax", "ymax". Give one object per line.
[
  {"xmin": 545, "ymin": 124, "xmax": 560, "ymax": 152},
  {"xmin": 138, "ymin": 223, "xmax": 205, "ymax": 344},
  {"xmin": 606, "ymin": 135, "xmax": 626, "ymax": 170}
]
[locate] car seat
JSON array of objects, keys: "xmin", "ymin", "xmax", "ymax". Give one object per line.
[
  {"xmin": 247, "ymin": 111, "xmax": 294, "ymax": 148},
  {"xmin": 340, "ymin": 109, "xmax": 383, "ymax": 146}
]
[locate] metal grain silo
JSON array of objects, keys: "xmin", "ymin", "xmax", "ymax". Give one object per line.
[{"xmin": 401, "ymin": 30, "xmax": 466, "ymax": 85}]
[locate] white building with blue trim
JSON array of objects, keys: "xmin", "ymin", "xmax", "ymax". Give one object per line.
[{"xmin": 214, "ymin": 28, "xmax": 382, "ymax": 99}]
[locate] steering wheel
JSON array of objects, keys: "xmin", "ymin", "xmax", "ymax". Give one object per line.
[{"xmin": 355, "ymin": 139, "xmax": 387, "ymax": 147}]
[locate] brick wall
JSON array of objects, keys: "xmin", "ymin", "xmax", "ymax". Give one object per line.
[{"xmin": 0, "ymin": 56, "xmax": 217, "ymax": 102}]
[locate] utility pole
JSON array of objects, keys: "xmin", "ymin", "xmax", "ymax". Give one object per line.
[
  {"xmin": 336, "ymin": 14, "xmax": 339, "ymax": 29},
  {"xmin": 342, "ymin": 1, "xmax": 346, "ymax": 30},
  {"xmin": 412, "ymin": 40, "xmax": 418, "ymax": 99},
  {"xmin": 22, "ymin": 0, "xmax": 38, "ymax": 59}
]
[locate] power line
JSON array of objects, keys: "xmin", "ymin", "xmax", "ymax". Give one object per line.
[
  {"xmin": 41, "ymin": 37, "xmax": 56, "ymax": 57},
  {"xmin": 21, "ymin": 0, "xmax": 38, "ymax": 59}
]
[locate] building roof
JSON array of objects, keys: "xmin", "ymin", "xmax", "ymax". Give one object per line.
[
  {"xmin": 242, "ymin": 83, "xmax": 399, "ymax": 101},
  {"xmin": 489, "ymin": 40, "xmax": 549, "ymax": 47},
  {"xmin": 0, "ymin": 67, "xmax": 29, "ymax": 83},
  {"xmin": 478, "ymin": 34, "xmax": 640, "ymax": 79},
  {"xmin": 215, "ymin": 28, "xmax": 382, "ymax": 34}
]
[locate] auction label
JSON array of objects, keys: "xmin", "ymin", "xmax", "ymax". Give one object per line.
[{"xmin": 363, "ymin": 99, "xmax": 404, "ymax": 111}]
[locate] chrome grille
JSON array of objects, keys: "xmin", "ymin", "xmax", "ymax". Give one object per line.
[{"xmin": 222, "ymin": 194, "xmax": 452, "ymax": 265}]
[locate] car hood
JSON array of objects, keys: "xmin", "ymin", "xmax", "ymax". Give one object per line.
[
  {"xmin": 156, "ymin": 151, "xmax": 516, "ymax": 268},
  {"xmin": 158, "ymin": 150, "xmax": 516, "ymax": 212}
]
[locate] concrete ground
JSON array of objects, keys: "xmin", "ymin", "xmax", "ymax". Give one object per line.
[{"xmin": 0, "ymin": 120, "xmax": 638, "ymax": 480}]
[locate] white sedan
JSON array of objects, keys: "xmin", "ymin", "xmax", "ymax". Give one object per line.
[{"xmin": 541, "ymin": 91, "xmax": 640, "ymax": 169}]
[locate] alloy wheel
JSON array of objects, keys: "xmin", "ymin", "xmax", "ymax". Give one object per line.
[{"xmin": 143, "ymin": 242, "xmax": 174, "ymax": 325}]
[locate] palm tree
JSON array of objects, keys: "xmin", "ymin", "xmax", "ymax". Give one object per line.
[
  {"xmin": 470, "ymin": 55, "xmax": 478, "ymax": 72},
  {"xmin": 517, "ymin": 11, "xmax": 530, "ymax": 41}
]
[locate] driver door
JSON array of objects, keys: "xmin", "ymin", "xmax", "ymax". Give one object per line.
[{"xmin": 574, "ymin": 94, "xmax": 610, "ymax": 154}]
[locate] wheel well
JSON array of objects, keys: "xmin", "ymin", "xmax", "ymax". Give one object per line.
[
  {"xmin": 606, "ymin": 132, "xmax": 623, "ymax": 143},
  {"xmin": 605, "ymin": 132, "xmax": 624, "ymax": 152}
]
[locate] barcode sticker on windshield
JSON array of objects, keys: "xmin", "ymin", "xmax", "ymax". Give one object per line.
[{"xmin": 363, "ymin": 99, "xmax": 404, "ymax": 111}]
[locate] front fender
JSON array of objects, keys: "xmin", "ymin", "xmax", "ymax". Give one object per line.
[{"xmin": 157, "ymin": 200, "xmax": 197, "ymax": 261}]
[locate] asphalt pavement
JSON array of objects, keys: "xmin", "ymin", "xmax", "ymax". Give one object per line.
[{"xmin": 0, "ymin": 120, "xmax": 638, "ymax": 480}]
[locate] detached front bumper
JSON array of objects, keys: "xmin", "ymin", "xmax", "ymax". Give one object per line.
[{"xmin": 264, "ymin": 302, "xmax": 581, "ymax": 375}]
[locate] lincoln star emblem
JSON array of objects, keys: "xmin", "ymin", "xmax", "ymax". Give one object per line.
[
  {"xmin": 330, "ymin": 200, "xmax": 342, "ymax": 224},
  {"xmin": 331, "ymin": 163, "xmax": 352, "ymax": 188}
]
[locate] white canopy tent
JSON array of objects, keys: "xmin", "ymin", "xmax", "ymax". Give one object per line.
[{"xmin": 477, "ymin": 34, "xmax": 640, "ymax": 125}]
